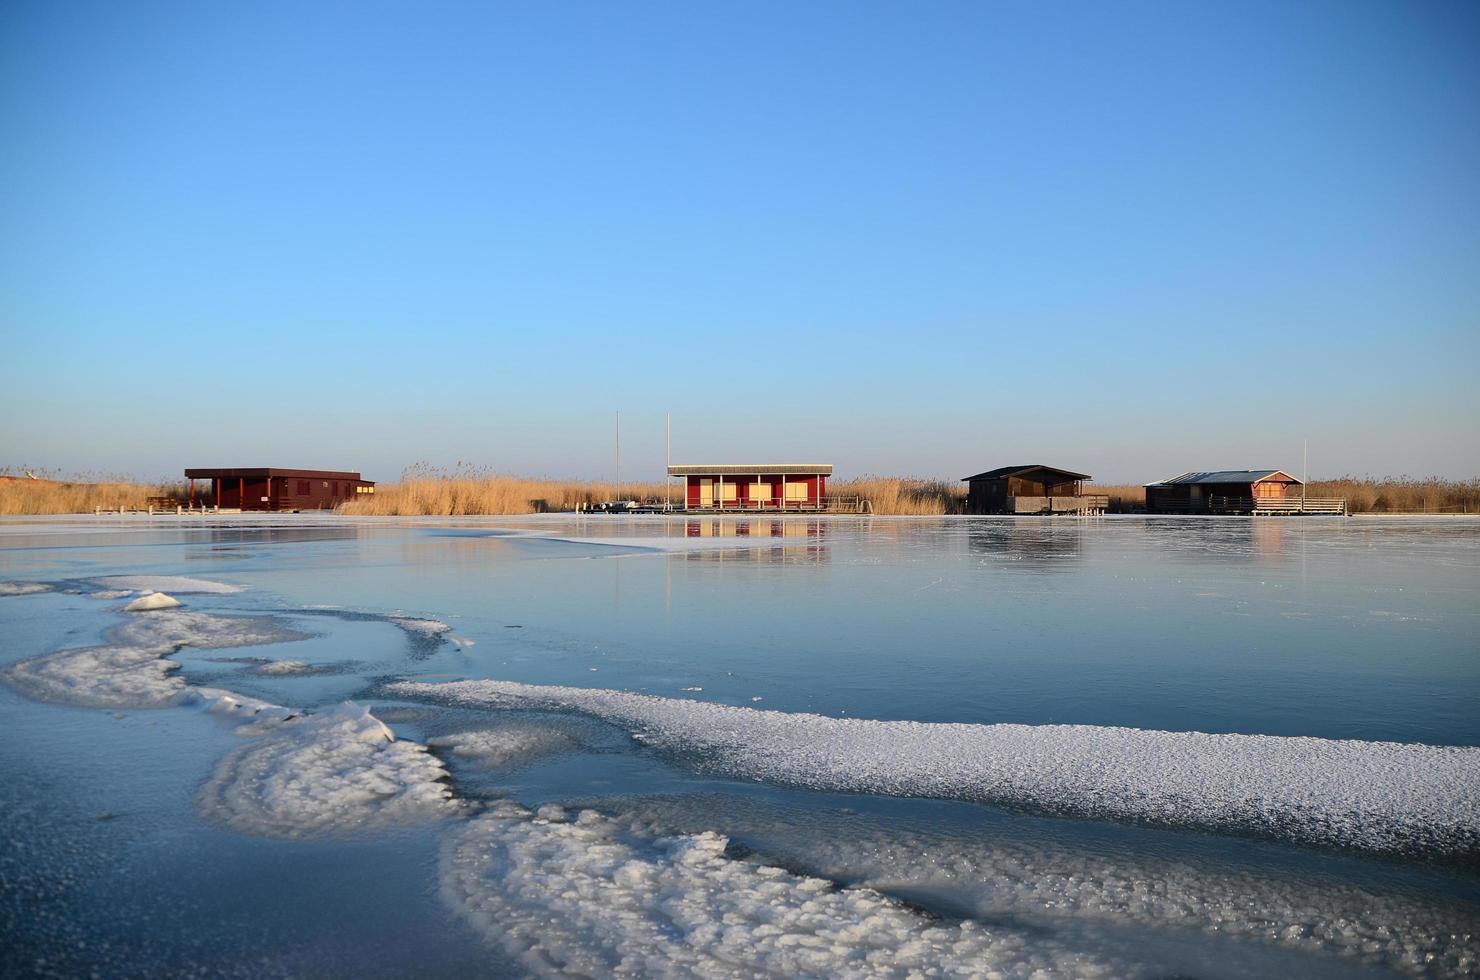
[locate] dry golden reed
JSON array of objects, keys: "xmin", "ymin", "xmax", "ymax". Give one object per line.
[
  {"xmin": 337, "ymin": 463, "xmax": 672, "ymax": 516},
  {"xmin": 0, "ymin": 473, "xmax": 188, "ymax": 515}
]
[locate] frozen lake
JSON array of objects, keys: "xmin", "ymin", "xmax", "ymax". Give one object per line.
[{"xmin": 2, "ymin": 514, "xmax": 1478, "ymax": 978}]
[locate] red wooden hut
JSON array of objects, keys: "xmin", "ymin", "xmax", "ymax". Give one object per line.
[
  {"xmin": 184, "ymin": 467, "xmax": 375, "ymax": 511},
  {"xmin": 667, "ymin": 464, "xmax": 832, "ymax": 511}
]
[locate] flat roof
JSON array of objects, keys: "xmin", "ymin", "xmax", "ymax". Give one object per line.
[
  {"xmin": 185, "ymin": 467, "xmax": 370, "ymax": 482},
  {"xmin": 667, "ymin": 464, "xmax": 833, "ymax": 477}
]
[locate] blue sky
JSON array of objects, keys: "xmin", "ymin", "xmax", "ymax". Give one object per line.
[{"xmin": 2, "ymin": 0, "xmax": 1476, "ymax": 483}]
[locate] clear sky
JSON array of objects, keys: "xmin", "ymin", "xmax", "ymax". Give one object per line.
[{"xmin": 2, "ymin": 0, "xmax": 1477, "ymax": 484}]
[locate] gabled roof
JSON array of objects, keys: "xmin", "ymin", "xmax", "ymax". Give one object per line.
[
  {"xmin": 1147, "ymin": 469, "xmax": 1301, "ymax": 487},
  {"xmin": 961, "ymin": 464, "xmax": 1091, "ymax": 483},
  {"xmin": 667, "ymin": 464, "xmax": 833, "ymax": 476}
]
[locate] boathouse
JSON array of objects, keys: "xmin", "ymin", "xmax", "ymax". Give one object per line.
[
  {"xmin": 1144, "ymin": 470, "xmax": 1341, "ymax": 514},
  {"xmin": 184, "ymin": 467, "xmax": 375, "ymax": 511},
  {"xmin": 667, "ymin": 464, "xmax": 832, "ymax": 511},
  {"xmin": 961, "ymin": 465, "xmax": 1107, "ymax": 515}
]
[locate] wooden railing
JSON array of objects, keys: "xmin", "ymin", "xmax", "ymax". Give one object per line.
[
  {"xmin": 820, "ymin": 495, "xmax": 871, "ymax": 514},
  {"xmin": 1209, "ymin": 496, "xmax": 1346, "ymax": 515},
  {"xmin": 1009, "ymin": 494, "xmax": 1109, "ymax": 515}
]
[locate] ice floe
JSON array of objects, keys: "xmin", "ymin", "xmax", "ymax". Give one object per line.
[
  {"xmin": 389, "ymin": 679, "xmax": 1480, "ymax": 857},
  {"xmin": 89, "ymin": 574, "xmax": 244, "ymax": 594},
  {"xmin": 197, "ymin": 702, "xmax": 459, "ymax": 839},
  {"xmin": 441, "ymin": 803, "xmax": 1126, "ymax": 979},
  {"xmin": 0, "ymin": 581, "xmax": 52, "ymax": 596},
  {"xmin": 123, "ymin": 591, "xmax": 181, "ymax": 612},
  {"xmin": 427, "ymin": 725, "xmax": 578, "ymax": 770}
]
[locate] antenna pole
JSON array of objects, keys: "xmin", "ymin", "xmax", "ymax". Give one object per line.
[
  {"xmin": 665, "ymin": 412, "xmax": 672, "ymax": 512},
  {"xmin": 615, "ymin": 411, "xmax": 621, "ymax": 502},
  {"xmin": 1302, "ymin": 438, "xmax": 1308, "ymax": 511}
]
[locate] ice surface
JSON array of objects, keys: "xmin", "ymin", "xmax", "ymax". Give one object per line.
[
  {"xmin": 123, "ymin": 592, "xmax": 181, "ymax": 612},
  {"xmin": 0, "ymin": 581, "xmax": 52, "ymax": 596},
  {"xmin": 427, "ymin": 725, "xmax": 578, "ymax": 770},
  {"xmin": 391, "ymin": 679, "xmax": 1480, "ymax": 857},
  {"xmin": 441, "ymin": 803, "xmax": 1128, "ymax": 979},
  {"xmin": 89, "ymin": 575, "xmax": 244, "ymax": 594},
  {"xmin": 197, "ymin": 702, "xmax": 460, "ymax": 838}
]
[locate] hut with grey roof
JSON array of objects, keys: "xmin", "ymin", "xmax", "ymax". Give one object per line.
[{"xmin": 1145, "ymin": 470, "xmax": 1344, "ymax": 514}]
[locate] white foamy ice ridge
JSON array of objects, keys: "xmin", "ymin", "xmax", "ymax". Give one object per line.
[
  {"xmin": 445, "ymin": 803, "xmax": 1127, "ymax": 979},
  {"xmin": 198, "ymin": 702, "xmax": 459, "ymax": 838},
  {"xmin": 390, "ymin": 679, "xmax": 1480, "ymax": 857}
]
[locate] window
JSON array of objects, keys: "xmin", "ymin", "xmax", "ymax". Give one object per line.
[
  {"xmin": 719, "ymin": 482, "xmax": 738, "ymax": 502},
  {"xmin": 297, "ymin": 480, "xmax": 310, "ymax": 495},
  {"xmin": 748, "ymin": 482, "xmax": 771, "ymax": 502},
  {"xmin": 785, "ymin": 482, "xmax": 809, "ymax": 501}
]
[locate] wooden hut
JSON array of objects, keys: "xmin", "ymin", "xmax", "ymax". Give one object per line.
[
  {"xmin": 667, "ymin": 464, "xmax": 832, "ymax": 511},
  {"xmin": 184, "ymin": 467, "xmax": 375, "ymax": 511},
  {"xmin": 961, "ymin": 465, "xmax": 1106, "ymax": 515},
  {"xmin": 1144, "ymin": 470, "xmax": 1342, "ymax": 514}
]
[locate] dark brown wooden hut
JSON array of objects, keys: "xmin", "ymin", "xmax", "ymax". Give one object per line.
[
  {"xmin": 184, "ymin": 467, "xmax": 375, "ymax": 511},
  {"xmin": 961, "ymin": 465, "xmax": 1105, "ymax": 515}
]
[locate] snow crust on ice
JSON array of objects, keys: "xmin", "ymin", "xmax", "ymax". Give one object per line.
[
  {"xmin": 0, "ymin": 581, "xmax": 52, "ymax": 596},
  {"xmin": 390, "ymin": 679, "xmax": 1480, "ymax": 856},
  {"xmin": 1, "ymin": 610, "xmax": 308, "ymax": 709},
  {"xmin": 2, "ymin": 642, "xmax": 189, "ymax": 708},
  {"xmin": 124, "ymin": 591, "xmax": 181, "ymax": 612},
  {"xmin": 614, "ymin": 797, "xmax": 1480, "ymax": 978},
  {"xmin": 89, "ymin": 575, "xmax": 244, "ymax": 594},
  {"xmin": 389, "ymin": 617, "xmax": 452, "ymax": 636},
  {"xmin": 252, "ymin": 659, "xmax": 314, "ymax": 675},
  {"xmin": 441, "ymin": 803, "xmax": 1125, "ymax": 979},
  {"xmin": 427, "ymin": 725, "xmax": 578, "ymax": 770},
  {"xmin": 196, "ymin": 702, "xmax": 460, "ymax": 839}
]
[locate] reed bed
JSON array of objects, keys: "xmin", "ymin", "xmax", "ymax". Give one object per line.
[
  {"xmin": 1305, "ymin": 476, "xmax": 1480, "ymax": 514},
  {"xmin": 0, "ymin": 474, "xmax": 188, "ymax": 515},
  {"xmin": 828, "ymin": 476, "xmax": 966, "ymax": 516},
  {"xmin": 337, "ymin": 464, "xmax": 671, "ymax": 516}
]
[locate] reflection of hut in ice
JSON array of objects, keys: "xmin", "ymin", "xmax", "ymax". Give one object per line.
[
  {"xmin": 961, "ymin": 465, "xmax": 1106, "ymax": 515},
  {"xmin": 966, "ymin": 522, "xmax": 1084, "ymax": 570},
  {"xmin": 679, "ymin": 519, "xmax": 827, "ymax": 563}
]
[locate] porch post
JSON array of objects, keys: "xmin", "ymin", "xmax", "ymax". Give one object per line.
[{"xmin": 239, "ymin": 477, "xmax": 244, "ymax": 510}]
